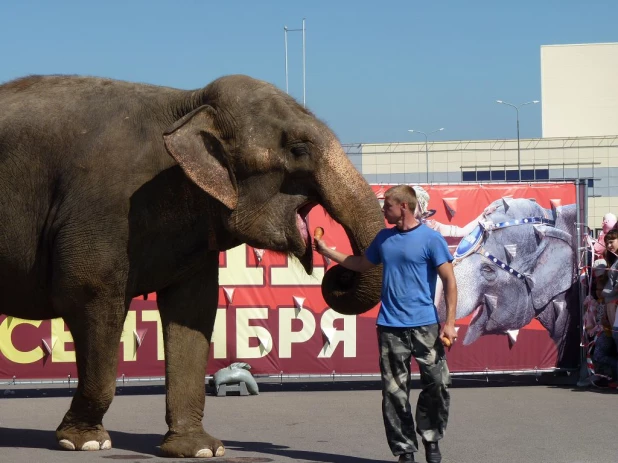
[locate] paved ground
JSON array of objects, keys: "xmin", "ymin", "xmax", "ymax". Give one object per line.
[{"xmin": 0, "ymin": 376, "xmax": 615, "ymax": 463}]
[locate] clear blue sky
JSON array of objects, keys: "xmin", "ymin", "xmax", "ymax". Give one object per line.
[{"xmin": 1, "ymin": 1, "xmax": 616, "ymax": 144}]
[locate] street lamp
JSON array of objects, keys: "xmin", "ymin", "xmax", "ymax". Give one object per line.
[
  {"xmin": 407, "ymin": 128, "xmax": 445, "ymax": 183},
  {"xmin": 495, "ymin": 100, "xmax": 539, "ymax": 181},
  {"xmin": 284, "ymin": 18, "xmax": 306, "ymax": 107}
]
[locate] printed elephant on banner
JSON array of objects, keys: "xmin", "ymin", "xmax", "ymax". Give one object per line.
[
  {"xmin": 0, "ymin": 75, "xmax": 384, "ymax": 457},
  {"xmin": 437, "ymin": 197, "xmax": 578, "ymax": 352}
]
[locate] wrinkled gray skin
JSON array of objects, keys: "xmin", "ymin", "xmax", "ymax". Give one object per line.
[
  {"xmin": 0, "ymin": 75, "xmax": 384, "ymax": 457},
  {"xmin": 437, "ymin": 198, "xmax": 577, "ymax": 347}
]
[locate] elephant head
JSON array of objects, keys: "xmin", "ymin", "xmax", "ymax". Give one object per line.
[
  {"xmin": 438, "ymin": 198, "xmax": 577, "ymax": 345},
  {"xmin": 162, "ymin": 75, "xmax": 383, "ymax": 315}
]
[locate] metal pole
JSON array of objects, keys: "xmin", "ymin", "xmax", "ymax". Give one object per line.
[
  {"xmin": 408, "ymin": 128, "xmax": 443, "ymax": 184},
  {"xmin": 496, "ymin": 100, "xmax": 538, "ymax": 182},
  {"xmin": 575, "ymin": 179, "xmax": 588, "ymax": 382},
  {"xmin": 283, "ymin": 20, "xmax": 306, "ymax": 105},
  {"xmin": 514, "ymin": 106, "xmax": 521, "ymax": 182},
  {"xmin": 424, "ymin": 133, "xmax": 429, "ymax": 183},
  {"xmin": 284, "ymin": 26, "xmax": 289, "ymax": 94},
  {"xmin": 302, "ymin": 18, "xmax": 306, "ymax": 107}
]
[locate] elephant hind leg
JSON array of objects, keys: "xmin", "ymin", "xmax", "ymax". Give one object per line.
[{"xmin": 55, "ymin": 295, "xmax": 127, "ymax": 452}]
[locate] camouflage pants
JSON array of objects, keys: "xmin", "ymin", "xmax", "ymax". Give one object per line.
[{"xmin": 377, "ymin": 324, "xmax": 451, "ymax": 456}]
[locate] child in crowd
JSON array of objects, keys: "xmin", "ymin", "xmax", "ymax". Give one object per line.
[
  {"xmin": 592, "ymin": 230, "xmax": 618, "ymax": 382},
  {"xmin": 602, "ymin": 230, "xmax": 618, "ymax": 329},
  {"xmin": 584, "ymin": 262, "xmax": 607, "ymax": 337},
  {"xmin": 593, "ymin": 213, "xmax": 617, "ymax": 257},
  {"xmin": 588, "ymin": 263, "xmax": 616, "ymax": 380}
]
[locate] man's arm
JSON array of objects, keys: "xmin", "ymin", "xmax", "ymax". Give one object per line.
[
  {"xmin": 437, "ymin": 261, "xmax": 458, "ymax": 343},
  {"xmin": 313, "ymin": 238, "xmax": 376, "ymax": 273}
]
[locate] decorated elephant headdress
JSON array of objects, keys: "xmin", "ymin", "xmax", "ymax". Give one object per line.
[{"xmin": 452, "ymin": 197, "xmax": 577, "ymax": 345}]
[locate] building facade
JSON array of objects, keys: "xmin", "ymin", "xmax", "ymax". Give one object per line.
[
  {"xmin": 345, "ymin": 136, "xmax": 618, "ymax": 232},
  {"xmin": 541, "ymin": 43, "xmax": 618, "ymax": 138}
]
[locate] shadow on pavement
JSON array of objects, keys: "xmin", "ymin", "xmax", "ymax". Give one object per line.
[
  {"xmin": 548, "ymin": 383, "xmax": 618, "ymax": 394},
  {"xmin": 0, "ymin": 428, "xmax": 393, "ymax": 462},
  {"xmin": 0, "ymin": 427, "xmax": 58, "ymax": 451},
  {"xmin": 0, "ymin": 427, "xmax": 161, "ymax": 454},
  {"xmin": 219, "ymin": 440, "xmax": 395, "ymax": 463}
]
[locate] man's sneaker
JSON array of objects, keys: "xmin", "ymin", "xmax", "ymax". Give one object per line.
[
  {"xmin": 397, "ymin": 453, "xmax": 415, "ymax": 463},
  {"xmin": 423, "ymin": 440, "xmax": 442, "ymax": 463}
]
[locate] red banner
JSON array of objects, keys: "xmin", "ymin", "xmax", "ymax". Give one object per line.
[{"xmin": 0, "ymin": 183, "xmax": 579, "ymax": 380}]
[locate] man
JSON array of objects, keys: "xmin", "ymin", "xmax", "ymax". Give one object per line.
[{"xmin": 314, "ymin": 185, "xmax": 457, "ymax": 463}]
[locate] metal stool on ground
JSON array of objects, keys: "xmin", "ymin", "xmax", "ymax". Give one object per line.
[{"xmin": 216, "ymin": 381, "xmax": 249, "ymax": 397}]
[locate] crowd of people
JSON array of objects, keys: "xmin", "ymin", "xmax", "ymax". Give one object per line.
[{"xmin": 584, "ymin": 213, "xmax": 618, "ymax": 388}]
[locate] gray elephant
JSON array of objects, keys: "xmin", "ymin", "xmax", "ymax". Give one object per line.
[
  {"xmin": 0, "ymin": 75, "xmax": 383, "ymax": 457},
  {"xmin": 437, "ymin": 197, "xmax": 578, "ymax": 352}
]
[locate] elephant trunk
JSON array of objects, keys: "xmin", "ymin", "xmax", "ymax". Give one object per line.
[{"xmin": 316, "ymin": 140, "xmax": 384, "ymax": 315}]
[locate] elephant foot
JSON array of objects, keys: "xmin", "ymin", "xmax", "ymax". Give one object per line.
[
  {"xmin": 56, "ymin": 423, "xmax": 112, "ymax": 451},
  {"xmin": 160, "ymin": 430, "xmax": 225, "ymax": 458}
]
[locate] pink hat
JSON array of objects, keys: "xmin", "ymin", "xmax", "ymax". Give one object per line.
[{"xmin": 602, "ymin": 213, "xmax": 617, "ymax": 233}]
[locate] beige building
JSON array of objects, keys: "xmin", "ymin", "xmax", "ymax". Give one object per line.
[
  {"xmin": 541, "ymin": 43, "xmax": 618, "ymax": 138},
  {"xmin": 345, "ymin": 42, "xmax": 618, "ymax": 231}
]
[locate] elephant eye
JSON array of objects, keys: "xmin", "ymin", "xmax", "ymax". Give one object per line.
[
  {"xmin": 290, "ymin": 143, "xmax": 310, "ymax": 158},
  {"xmin": 481, "ymin": 264, "xmax": 497, "ymax": 281}
]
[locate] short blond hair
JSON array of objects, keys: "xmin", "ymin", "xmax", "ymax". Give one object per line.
[{"xmin": 385, "ymin": 185, "xmax": 417, "ymax": 211}]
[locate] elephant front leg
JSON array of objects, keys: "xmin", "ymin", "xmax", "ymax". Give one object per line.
[
  {"xmin": 55, "ymin": 298, "xmax": 127, "ymax": 451},
  {"xmin": 157, "ymin": 257, "xmax": 225, "ymax": 459}
]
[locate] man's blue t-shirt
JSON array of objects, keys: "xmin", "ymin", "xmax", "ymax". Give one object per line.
[{"xmin": 364, "ymin": 223, "xmax": 453, "ymax": 328}]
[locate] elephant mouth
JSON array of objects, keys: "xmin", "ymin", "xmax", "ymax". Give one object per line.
[
  {"xmin": 464, "ymin": 304, "xmax": 488, "ymax": 345},
  {"xmin": 295, "ymin": 201, "xmax": 319, "ymax": 272},
  {"xmin": 464, "ymin": 294, "xmax": 530, "ymax": 347}
]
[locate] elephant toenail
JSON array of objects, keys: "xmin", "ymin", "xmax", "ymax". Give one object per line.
[
  {"xmin": 195, "ymin": 448, "xmax": 213, "ymax": 457},
  {"xmin": 58, "ymin": 439, "xmax": 76, "ymax": 450},
  {"xmin": 81, "ymin": 440, "xmax": 100, "ymax": 451}
]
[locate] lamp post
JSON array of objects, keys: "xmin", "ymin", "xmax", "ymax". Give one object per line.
[
  {"xmin": 407, "ymin": 128, "xmax": 444, "ymax": 183},
  {"xmin": 284, "ymin": 18, "xmax": 306, "ymax": 107},
  {"xmin": 495, "ymin": 100, "xmax": 539, "ymax": 181}
]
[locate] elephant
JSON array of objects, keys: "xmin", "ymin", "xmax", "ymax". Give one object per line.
[
  {"xmin": 437, "ymin": 197, "xmax": 578, "ymax": 355},
  {"xmin": 0, "ymin": 74, "xmax": 384, "ymax": 457}
]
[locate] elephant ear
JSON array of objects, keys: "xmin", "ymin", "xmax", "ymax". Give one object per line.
[
  {"xmin": 528, "ymin": 226, "xmax": 576, "ymax": 311},
  {"xmin": 163, "ymin": 105, "xmax": 238, "ymax": 210}
]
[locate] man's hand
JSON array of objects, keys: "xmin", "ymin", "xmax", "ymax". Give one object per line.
[
  {"xmin": 313, "ymin": 237, "xmax": 329, "ymax": 255},
  {"xmin": 440, "ymin": 323, "xmax": 458, "ymax": 346},
  {"xmin": 437, "ymin": 261, "xmax": 458, "ymax": 347}
]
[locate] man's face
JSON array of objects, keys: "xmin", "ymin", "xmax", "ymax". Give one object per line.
[{"xmin": 382, "ymin": 197, "xmax": 404, "ymax": 225}]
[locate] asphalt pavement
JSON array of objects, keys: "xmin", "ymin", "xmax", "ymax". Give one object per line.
[{"xmin": 0, "ymin": 375, "xmax": 615, "ymax": 463}]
